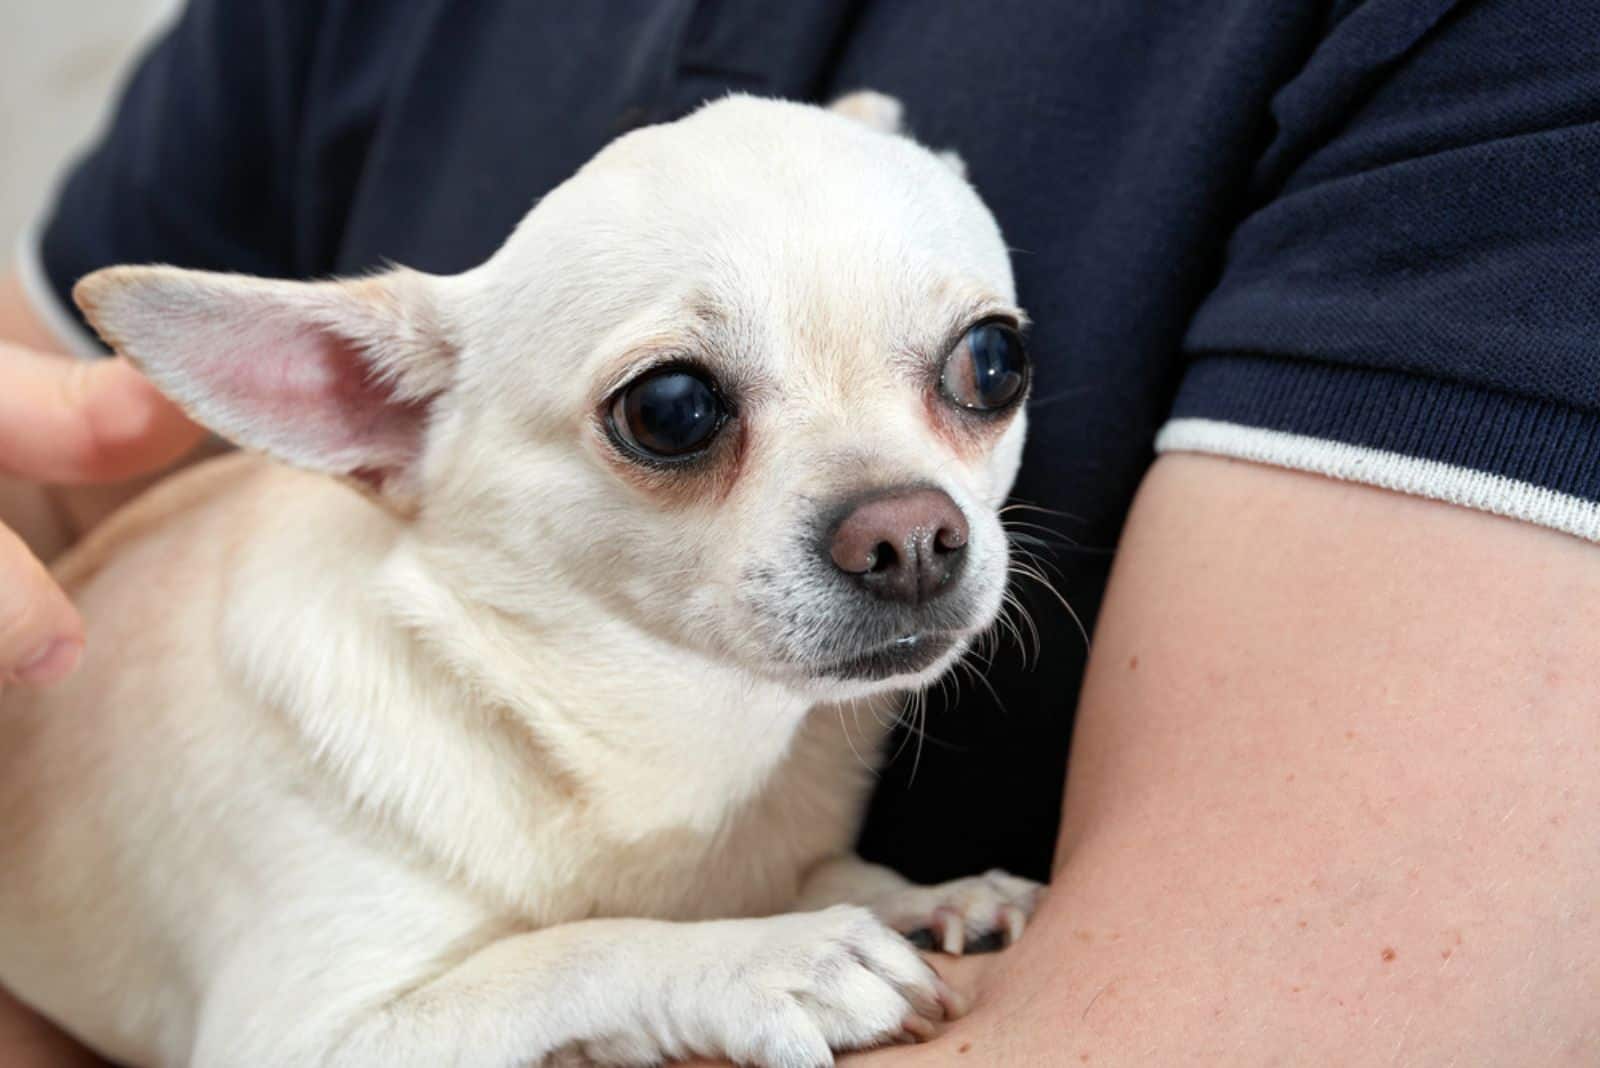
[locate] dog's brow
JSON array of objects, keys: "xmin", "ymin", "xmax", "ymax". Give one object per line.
[
  {"xmin": 688, "ymin": 296, "xmax": 731, "ymax": 330},
  {"xmin": 957, "ymin": 294, "xmax": 1027, "ymax": 330},
  {"xmin": 592, "ymin": 311, "xmax": 738, "ymax": 405},
  {"xmin": 595, "ymin": 339, "xmax": 697, "ymax": 401},
  {"xmin": 920, "ymin": 295, "xmax": 1027, "ymax": 363}
]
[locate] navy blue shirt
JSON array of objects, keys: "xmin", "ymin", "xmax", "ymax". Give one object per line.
[{"xmin": 31, "ymin": 0, "xmax": 1600, "ymax": 882}]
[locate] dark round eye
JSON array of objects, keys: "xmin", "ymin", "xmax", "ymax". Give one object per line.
[
  {"xmin": 940, "ymin": 321, "xmax": 1029, "ymax": 412},
  {"xmin": 608, "ymin": 367, "xmax": 726, "ymax": 460}
]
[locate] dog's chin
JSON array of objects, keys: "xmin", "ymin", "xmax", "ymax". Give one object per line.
[
  {"xmin": 818, "ymin": 631, "xmax": 957, "ymax": 680},
  {"xmin": 799, "ymin": 631, "xmax": 970, "ymax": 700}
]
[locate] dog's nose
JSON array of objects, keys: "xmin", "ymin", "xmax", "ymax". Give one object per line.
[{"xmin": 829, "ymin": 488, "xmax": 969, "ymax": 604}]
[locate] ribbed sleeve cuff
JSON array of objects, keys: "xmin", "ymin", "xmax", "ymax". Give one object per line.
[{"xmin": 1156, "ymin": 355, "xmax": 1600, "ymax": 541}]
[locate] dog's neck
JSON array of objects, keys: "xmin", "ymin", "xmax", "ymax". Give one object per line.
[{"xmin": 376, "ymin": 539, "xmax": 821, "ymax": 827}]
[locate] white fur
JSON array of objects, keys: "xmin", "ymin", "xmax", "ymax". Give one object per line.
[{"xmin": 0, "ymin": 95, "xmax": 1039, "ymax": 1067}]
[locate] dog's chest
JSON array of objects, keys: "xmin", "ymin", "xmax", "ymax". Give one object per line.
[
  {"xmin": 566, "ymin": 821, "xmax": 808, "ymax": 921},
  {"xmin": 501, "ymin": 711, "xmax": 879, "ymax": 925}
]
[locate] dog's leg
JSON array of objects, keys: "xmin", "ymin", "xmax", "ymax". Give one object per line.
[
  {"xmin": 798, "ymin": 856, "xmax": 1045, "ymax": 956},
  {"xmin": 316, "ymin": 908, "xmax": 957, "ymax": 1068}
]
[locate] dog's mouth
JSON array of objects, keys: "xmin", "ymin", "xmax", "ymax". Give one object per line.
[{"xmin": 812, "ymin": 631, "xmax": 958, "ymax": 681}]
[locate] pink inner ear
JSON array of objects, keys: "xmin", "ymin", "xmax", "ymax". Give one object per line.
[{"xmin": 191, "ymin": 321, "xmax": 432, "ymax": 487}]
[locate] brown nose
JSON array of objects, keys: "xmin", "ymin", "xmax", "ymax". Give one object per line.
[{"xmin": 829, "ymin": 488, "xmax": 969, "ymax": 604}]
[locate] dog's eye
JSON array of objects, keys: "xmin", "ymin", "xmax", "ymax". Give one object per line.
[
  {"xmin": 940, "ymin": 321, "xmax": 1029, "ymax": 412},
  {"xmin": 608, "ymin": 367, "xmax": 726, "ymax": 460}
]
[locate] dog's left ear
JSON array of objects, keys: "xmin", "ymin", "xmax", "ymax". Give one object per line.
[
  {"xmin": 828, "ymin": 91, "xmax": 966, "ymax": 177},
  {"xmin": 74, "ymin": 265, "xmax": 453, "ymax": 508}
]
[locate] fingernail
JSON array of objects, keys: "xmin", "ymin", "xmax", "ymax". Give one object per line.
[{"xmin": 14, "ymin": 638, "xmax": 83, "ymax": 686}]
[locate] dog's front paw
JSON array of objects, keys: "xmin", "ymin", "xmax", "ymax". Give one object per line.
[
  {"xmin": 688, "ymin": 906, "xmax": 960, "ymax": 1068},
  {"xmin": 871, "ymin": 870, "xmax": 1044, "ymax": 956}
]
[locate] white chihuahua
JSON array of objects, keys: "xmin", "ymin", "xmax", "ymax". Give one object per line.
[{"xmin": 0, "ymin": 93, "xmax": 1041, "ymax": 1067}]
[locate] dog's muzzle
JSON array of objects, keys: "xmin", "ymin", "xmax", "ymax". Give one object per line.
[
  {"xmin": 812, "ymin": 631, "xmax": 958, "ymax": 681},
  {"xmin": 804, "ymin": 486, "xmax": 976, "ymax": 681}
]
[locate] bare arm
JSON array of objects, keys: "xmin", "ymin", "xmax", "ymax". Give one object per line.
[{"xmin": 837, "ymin": 453, "xmax": 1599, "ymax": 1064}]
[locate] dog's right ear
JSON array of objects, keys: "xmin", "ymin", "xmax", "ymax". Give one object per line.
[
  {"xmin": 74, "ymin": 265, "xmax": 453, "ymax": 507},
  {"xmin": 828, "ymin": 91, "xmax": 905, "ymax": 135},
  {"xmin": 828, "ymin": 91, "xmax": 966, "ymax": 177}
]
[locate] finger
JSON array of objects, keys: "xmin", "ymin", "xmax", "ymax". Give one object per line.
[
  {"xmin": 0, "ymin": 521, "xmax": 83, "ymax": 687},
  {"xmin": 0, "ymin": 346, "xmax": 203, "ymax": 484}
]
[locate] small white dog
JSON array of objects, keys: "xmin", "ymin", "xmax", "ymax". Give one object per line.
[{"xmin": 0, "ymin": 93, "xmax": 1042, "ymax": 1068}]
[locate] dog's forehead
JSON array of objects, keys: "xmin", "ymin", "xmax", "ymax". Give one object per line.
[
  {"xmin": 628, "ymin": 97, "xmax": 1005, "ymax": 274},
  {"xmin": 461, "ymin": 97, "xmax": 1015, "ymax": 406},
  {"xmin": 515, "ymin": 97, "xmax": 1012, "ymax": 301}
]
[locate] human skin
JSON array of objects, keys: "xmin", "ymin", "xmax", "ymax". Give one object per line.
[
  {"xmin": 0, "ymin": 267, "xmax": 200, "ymax": 1066},
  {"xmin": 0, "ymin": 270, "xmax": 202, "ymax": 688}
]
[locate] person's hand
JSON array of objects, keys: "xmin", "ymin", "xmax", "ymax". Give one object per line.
[
  {"xmin": 0, "ymin": 341, "xmax": 201, "ymax": 689},
  {"xmin": 0, "ymin": 341, "xmax": 199, "ymax": 1067}
]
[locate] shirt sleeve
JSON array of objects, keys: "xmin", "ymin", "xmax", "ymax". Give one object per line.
[
  {"xmin": 25, "ymin": 0, "xmax": 324, "ymax": 352},
  {"xmin": 1156, "ymin": 0, "xmax": 1600, "ymax": 541}
]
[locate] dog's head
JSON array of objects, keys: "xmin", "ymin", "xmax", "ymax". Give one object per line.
[{"xmin": 76, "ymin": 94, "xmax": 1028, "ymax": 702}]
